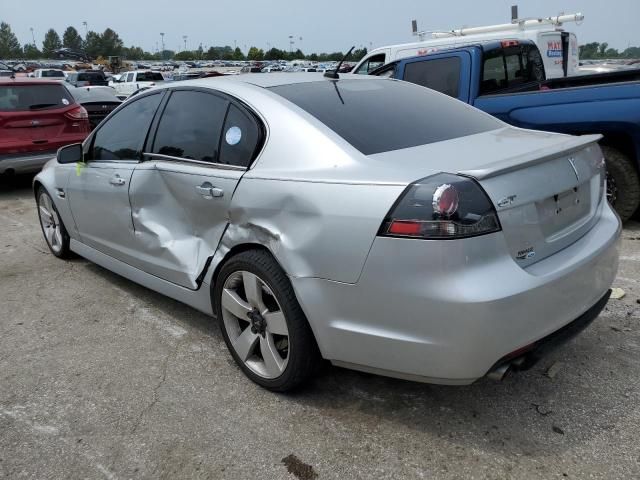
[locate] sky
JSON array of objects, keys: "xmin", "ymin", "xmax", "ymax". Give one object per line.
[{"xmin": 3, "ymin": 0, "xmax": 640, "ymax": 54}]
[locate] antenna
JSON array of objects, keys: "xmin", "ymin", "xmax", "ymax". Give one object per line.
[{"xmin": 324, "ymin": 46, "xmax": 355, "ymax": 79}]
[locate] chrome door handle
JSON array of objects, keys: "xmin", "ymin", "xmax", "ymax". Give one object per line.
[
  {"xmin": 109, "ymin": 175, "xmax": 126, "ymax": 186},
  {"xmin": 195, "ymin": 183, "xmax": 224, "ymax": 198}
]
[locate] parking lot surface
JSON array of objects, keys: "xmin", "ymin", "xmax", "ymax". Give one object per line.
[{"xmin": 1, "ymin": 176, "xmax": 640, "ymax": 480}]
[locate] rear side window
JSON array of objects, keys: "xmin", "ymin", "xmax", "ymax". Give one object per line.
[
  {"xmin": 152, "ymin": 90, "xmax": 228, "ymax": 162},
  {"xmin": 91, "ymin": 93, "xmax": 162, "ymax": 161},
  {"xmin": 270, "ymin": 79, "xmax": 500, "ymax": 155},
  {"xmin": 403, "ymin": 57, "xmax": 461, "ymax": 97},
  {"xmin": 219, "ymin": 104, "xmax": 261, "ymax": 167},
  {"xmin": 0, "ymin": 85, "xmax": 73, "ymax": 111},
  {"xmin": 78, "ymin": 72, "xmax": 105, "ymax": 81}
]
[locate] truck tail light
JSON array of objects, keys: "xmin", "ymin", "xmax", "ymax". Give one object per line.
[
  {"xmin": 379, "ymin": 173, "xmax": 501, "ymax": 240},
  {"xmin": 501, "ymin": 40, "xmax": 520, "ymax": 48}
]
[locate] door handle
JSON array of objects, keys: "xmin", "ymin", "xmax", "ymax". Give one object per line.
[
  {"xmin": 195, "ymin": 183, "xmax": 224, "ymax": 198},
  {"xmin": 109, "ymin": 174, "xmax": 126, "ymax": 186}
]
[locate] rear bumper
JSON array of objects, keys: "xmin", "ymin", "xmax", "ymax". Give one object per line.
[
  {"xmin": 292, "ymin": 201, "xmax": 621, "ymax": 385},
  {"xmin": 0, "ymin": 150, "xmax": 58, "ymax": 174}
]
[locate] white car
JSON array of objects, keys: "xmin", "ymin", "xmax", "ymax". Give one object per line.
[
  {"xmin": 110, "ymin": 70, "xmax": 165, "ymax": 99},
  {"xmin": 32, "ymin": 69, "xmax": 67, "ymax": 80}
]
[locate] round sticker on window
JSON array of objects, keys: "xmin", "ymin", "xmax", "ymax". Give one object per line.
[
  {"xmin": 61, "ymin": 98, "xmax": 70, "ymax": 105},
  {"xmin": 225, "ymin": 126, "xmax": 242, "ymax": 146}
]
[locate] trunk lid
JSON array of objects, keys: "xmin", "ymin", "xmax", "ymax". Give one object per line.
[
  {"xmin": 458, "ymin": 131, "xmax": 605, "ymax": 267},
  {"xmin": 366, "ymin": 126, "xmax": 605, "ymax": 266}
]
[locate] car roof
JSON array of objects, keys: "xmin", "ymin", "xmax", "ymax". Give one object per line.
[
  {"xmin": 160, "ymin": 72, "xmax": 380, "ymax": 90},
  {"xmin": 0, "ymin": 77, "xmax": 65, "ymax": 86}
]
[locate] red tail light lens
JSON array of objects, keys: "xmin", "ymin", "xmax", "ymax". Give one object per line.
[
  {"xmin": 65, "ymin": 106, "xmax": 89, "ymax": 120},
  {"xmin": 379, "ymin": 173, "xmax": 501, "ymax": 239}
]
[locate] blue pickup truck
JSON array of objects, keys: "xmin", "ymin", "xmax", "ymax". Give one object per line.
[{"xmin": 372, "ymin": 40, "xmax": 640, "ymax": 221}]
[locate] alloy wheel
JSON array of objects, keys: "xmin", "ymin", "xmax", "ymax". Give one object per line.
[
  {"xmin": 220, "ymin": 271, "xmax": 290, "ymax": 379},
  {"xmin": 38, "ymin": 193, "xmax": 63, "ymax": 254}
]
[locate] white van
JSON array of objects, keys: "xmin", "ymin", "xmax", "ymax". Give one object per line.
[{"xmin": 353, "ymin": 15, "xmax": 582, "ymax": 79}]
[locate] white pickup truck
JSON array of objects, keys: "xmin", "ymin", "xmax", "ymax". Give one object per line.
[{"xmin": 110, "ymin": 70, "xmax": 165, "ymax": 99}]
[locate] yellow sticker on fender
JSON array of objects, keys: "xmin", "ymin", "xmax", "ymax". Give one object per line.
[{"xmin": 75, "ymin": 162, "xmax": 86, "ymax": 176}]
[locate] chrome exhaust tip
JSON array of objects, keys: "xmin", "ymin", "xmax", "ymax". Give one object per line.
[{"xmin": 487, "ymin": 362, "xmax": 511, "ymax": 381}]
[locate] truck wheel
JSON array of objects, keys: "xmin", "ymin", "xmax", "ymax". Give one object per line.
[{"xmin": 602, "ymin": 146, "xmax": 640, "ymax": 222}]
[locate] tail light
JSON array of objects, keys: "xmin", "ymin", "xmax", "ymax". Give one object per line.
[
  {"xmin": 379, "ymin": 173, "xmax": 501, "ymax": 239},
  {"xmin": 65, "ymin": 106, "xmax": 89, "ymax": 120}
]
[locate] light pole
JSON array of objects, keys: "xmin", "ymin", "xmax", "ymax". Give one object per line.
[
  {"xmin": 288, "ymin": 35, "xmax": 294, "ymax": 54},
  {"xmin": 160, "ymin": 32, "xmax": 165, "ymax": 59},
  {"xmin": 183, "ymin": 35, "xmax": 187, "ymax": 52},
  {"xmin": 30, "ymin": 27, "xmax": 36, "ymax": 46},
  {"xmin": 82, "ymin": 21, "xmax": 88, "ymax": 36}
]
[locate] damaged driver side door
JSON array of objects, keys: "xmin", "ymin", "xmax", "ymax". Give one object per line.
[{"xmin": 128, "ymin": 88, "xmax": 263, "ymax": 290}]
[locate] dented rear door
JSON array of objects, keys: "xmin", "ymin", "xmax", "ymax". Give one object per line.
[
  {"xmin": 127, "ymin": 88, "xmax": 262, "ymax": 289},
  {"xmin": 128, "ymin": 161, "xmax": 244, "ymax": 289}
]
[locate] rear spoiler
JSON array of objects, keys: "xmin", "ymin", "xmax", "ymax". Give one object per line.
[{"xmin": 459, "ymin": 131, "xmax": 602, "ymax": 180}]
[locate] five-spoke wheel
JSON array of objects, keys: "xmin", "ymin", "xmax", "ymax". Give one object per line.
[
  {"xmin": 37, "ymin": 188, "xmax": 71, "ymax": 258},
  {"xmin": 215, "ymin": 249, "xmax": 320, "ymax": 391}
]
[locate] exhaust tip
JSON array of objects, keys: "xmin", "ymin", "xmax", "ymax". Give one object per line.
[{"xmin": 487, "ymin": 363, "xmax": 511, "ymax": 381}]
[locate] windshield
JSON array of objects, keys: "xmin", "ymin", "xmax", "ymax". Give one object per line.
[
  {"xmin": 269, "ymin": 79, "xmax": 501, "ymax": 155},
  {"xmin": 0, "ymin": 84, "xmax": 74, "ymax": 111}
]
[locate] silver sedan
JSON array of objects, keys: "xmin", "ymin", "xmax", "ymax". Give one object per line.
[{"xmin": 34, "ymin": 73, "xmax": 620, "ymax": 391}]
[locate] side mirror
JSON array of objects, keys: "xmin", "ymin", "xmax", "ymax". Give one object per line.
[{"xmin": 57, "ymin": 143, "xmax": 83, "ymax": 164}]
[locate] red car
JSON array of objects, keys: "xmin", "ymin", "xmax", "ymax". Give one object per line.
[{"xmin": 0, "ymin": 78, "xmax": 90, "ymax": 175}]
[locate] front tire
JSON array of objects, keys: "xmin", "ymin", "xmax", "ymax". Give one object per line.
[
  {"xmin": 602, "ymin": 145, "xmax": 640, "ymax": 222},
  {"xmin": 36, "ymin": 187, "xmax": 71, "ymax": 258},
  {"xmin": 214, "ymin": 249, "xmax": 320, "ymax": 392}
]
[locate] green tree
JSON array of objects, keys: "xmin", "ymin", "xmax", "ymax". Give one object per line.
[
  {"xmin": 598, "ymin": 42, "xmax": 609, "ymax": 57},
  {"xmin": 123, "ymin": 46, "xmax": 145, "ymax": 60},
  {"xmin": 622, "ymin": 46, "xmax": 640, "ymax": 58},
  {"xmin": 232, "ymin": 47, "xmax": 245, "ymax": 60},
  {"xmin": 247, "ymin": 46, "xmax": 264, "ymax": 61},
  {"xmin": 604, "ymin": 48, "xmax": 620, "ymax": 58},
  {"xmin": 579, "ymin": 42, "xmax": 600, "ymax": 59},
  {"xmin": 100, "ymin": 28, "xmax": 123, "ymax": 56},
  {"xmin": 42, "ymin": 28, "xmax": 62, "ymax": 57},
  {"xmin": 174, "ymin": 50, "xmax": 195, "ymax": 60},
  {"xmin": 62, "ymin": 26, "xmax": 82, "ymax": 50},
  {"xmin": 0, "ymin": 22, "xmax": 23, "ymax": 59},
  {"xmin": 23, "ymin": 43, "xmax": 41, "ymax": 60},
  {"xmin": 264, "ymin": 47, "xmax": 285, "ymax": 60},
  {"xmin": 83, "ymin": 31, "xmax": 102, "ymax": 58},
  {"xmin": 351, "ymin": 47, "xmax": 367, "ymax": 61}
]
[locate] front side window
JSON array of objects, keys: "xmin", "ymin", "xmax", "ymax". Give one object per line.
[
  {"xmin": 403, "ymin": 57, "xmax": 461, "ymax": 97},
  {"xmin": 355, "ymin": 54, "xmax": 386, "ymax": 74},
  {"xmin": 152, "ymin": 90, "xmax": 228, "ymax": 162},
  {"xmin": 91, "ymin": 93, "xmax": 162, "ymax": 161}
]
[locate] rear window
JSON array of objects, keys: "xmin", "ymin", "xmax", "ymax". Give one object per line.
[
  {"xmin": 41, "ymin": 70, "xmax": 65, "ymax": 78},
  {"xmin": 269, "ymin": 79, "xmax": 500, "ymax": 155},
  {"xmin": 0, "ymin": 84, "xmax": 74, "ymax": 111},
  {"xmin": 137, "ymin": 72, "xmax": 164, "ymax": 82},
  {"xmin": 78, "ymin": 72, "xmax": 106, "ymax": 81}
]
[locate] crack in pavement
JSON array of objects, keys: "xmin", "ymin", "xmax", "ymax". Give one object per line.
[{"xmin": 130, "ymin": 339, "xmax": 184, "ymax": 434}]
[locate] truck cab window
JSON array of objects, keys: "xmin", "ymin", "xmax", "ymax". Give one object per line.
[{"xmin": 403, "ymin": 57, "xmax": 461, "ymax": 98}]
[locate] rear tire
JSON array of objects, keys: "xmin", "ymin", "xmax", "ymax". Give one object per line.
[
  {"xmin": 602, "ymin": 145, "xmax": 640, "ymax": 222},
  {"xmin": 214, "ymin": 249, "xmax": 321, "ymax": 392},
  {"xmin": 36, "ymin": 187, "xmax": 72, "ymax": 258}
]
